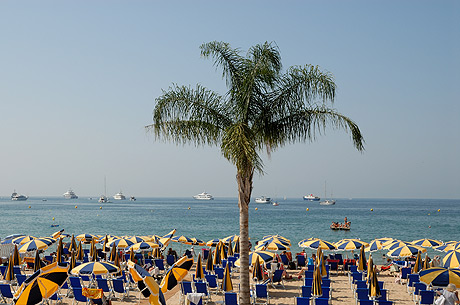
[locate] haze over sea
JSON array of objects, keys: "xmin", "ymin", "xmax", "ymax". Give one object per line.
[{"xmin": 1, "ymin": 196, "xmax": 458, "ymax": 263}]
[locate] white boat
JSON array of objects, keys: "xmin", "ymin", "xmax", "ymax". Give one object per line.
[
  {"xmin": 11, "ymin": 191, "xmax": 27, "ymax": 201},
  {"xmin": 319, "ymin": 181, "xmax": 336, "ymax": 206},
  {"xmin": 272, "ymin": 201, "xmax": 280, "ymax": 206},
  {"xmin": 255, "ymin": 196, "xmax": 271, "ymax": 204},
  {"xmin": 63, "ymin": 189, "xmax": 78, "ymax": 199},
  {"xmin": 303, "ymin": 194, "xmax": 320, "ymax": 201},
  {"xmin": 130, "ymin": 196, "xmax": 136, "ymax": 201},
  {"xmin": 113, "ymin": 191, "xmax": 126, "ymax": 200},
  {"xmin": 193, "ymin": 192, "xmax": 214, "ymax": 200},
  {"xmin": 98, "ymin": 195, "xmax": 109, "ymax": 203}
]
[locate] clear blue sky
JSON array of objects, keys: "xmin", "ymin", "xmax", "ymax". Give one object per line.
[{"xmin": 1, "ymin": 1, "xmax": 459, "ymax": 199}]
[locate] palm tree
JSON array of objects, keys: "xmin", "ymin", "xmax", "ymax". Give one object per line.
[{"xmin": 146, "ymin": 41, "xmax": 364, "ymax": 304}]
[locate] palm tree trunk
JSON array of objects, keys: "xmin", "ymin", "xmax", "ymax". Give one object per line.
[{"xmin": 237, "ymin": 169, "xmax": 253, "ymax": 305}]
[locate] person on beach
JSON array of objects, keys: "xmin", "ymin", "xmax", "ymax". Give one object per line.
[
  {"xmin": 432, "ymin": 255, "xmax": 441, "ymax": 267},
  {"xmin": 436, "ymin": 283, "xmax": 459, "ymax": 305}
]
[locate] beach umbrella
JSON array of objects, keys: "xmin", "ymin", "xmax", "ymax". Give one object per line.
[
  {"xmin": 89, "ymin": 239, "xmax": 96, "ymax": 259},
  {"xmin": 171, "ymin": 235, "xmax": 194, "ymax": 245},
  {"xmin": 213, "ymin": 242, "xmax": 222, "ymax": 266},
  {"xmin": 422, "ymin": 253, "xmax": 430, "ymax": 271},
  {"xmin": 221, "ymin": 263, "xmax": 233, "ymax": 292},
  {"xmin": 12, "ymin": 235, "xmax": 37, "ymax": 245},
  {"xmin": 233, "ymin": 240, "xmax": 240, "ymax": 254},
  {"xmin": 91, "ymin": 240, "xmax": 98, "ymax": 262},
  {"xmin": 255, "ymin": 240, "xmax": 290, "ymax": 252},
  {"xmin": 220, "ymin": 242, "xmax": 228, "ymax": 260},
  {"xmin": 299, "ymin": 238, "xmax": 336, "ymax": 251},
  {"xmin": 376, "ymin": 237, "xmax": 396, "ymax": 246},
  {"xmin": 413, "ymin": 251, "xmax": 422, "ymax": 273},
  {"xmin": 195, "ymin": 254, "xmax": 204, "ymax": 281},
  {"xmin": 109, "ymin": 238, "xmax": 134, "ymax": 249},
  {"xmin": 14, "ymin": 262, "xmax": 69, "ymax": 305},
  {"xmin": 227, "ymin": 241, "xmax": 234, "ymax": 257},
  {"xmin": 419, "ymin": 267, "xmax": 460, "ymax": 288},
  {"xmin": 365, "ymin": 240, "xmax": 384, "ymax": 252},
  {"xmin": 13, "ymin": 244, "xmax": 21, "ymax": 265},
  {"xmin": 129, "ymin": 248, "xmax": 135, "ymax": 262},
  {"xmin": 127, "ymin": 261, "xmax": 166, "ymax": 305},
  {"xmin": 368, "ymin": 266, "xmax": 381, "ymax": 299},
  {"xmin": 109, "ymin": 243, "xmax": 117, "ymax": 261},
  {"xmin": 68, "ymin": 235, "xmax": 77, "ymax": 253},
  {"xmin": 442, "ymin": 250, "xmax": 460, "ymax": 269},
  {"xmin": 387, "ymin": 245, "xmax": 426, "ymax": 258},
  {"xmin": 234, "ymin": 251, "xmax": 275, "ymax": 267},
  {"xmin": 335, "ymin": 239, "xmax": 369, "ymax": 250},
  {"xmin": 152, "ymin": 248, "xmax": 161, "ymax": 259},
  {"xmin": 102, "ymin": 235, "xmax": 109, "ymax": 253},
  {"xmin": 51, "ymin": 229, "xmax": 64, "ymax": 240},
  {"xmin": 206, "ymin": 238, "xmax": 221, "ymax": 247},
  {"xmin": 252, "ymin": 257, "xmax": 263, "ymax": 281},
  {"xmin": 1, "ymin": 234, "xmax": 25, "ymax": 244},
  {"xmin": 383, "ymin": 240, "xmax": 411, "ymax": 250},
  {"xmin": 68, "ymin": 250, "xmax": 76, "ymax": 272},
  {"xmin": 159, "ymin": 229, "xmax": 176, "ymax": 248},
  {"xmin": 160, "ymin": 256, "xmax": 194, "ymax": 293},
  {"xmin": 54, "ymin": 238, "xmax": 63, "ymax": 264},
  {"xmin": 311, "ymin": 263, "xmax": 322, "ymax": 297},
  {"xmin": 367, "ymin": 254, "xmax": 374, "ymax": 281},
  {"xmin": 76, "ymin": 234, "xmax": 97, "ymax": 244},
  {"xmin": 4, "ymin": 254, "xmax": 14, "ymax": 282},
  {"xmin": 261, "ymin": 235, "xmax": 291, "ymax": 246},
  {"xmin": 18, "ymin": 239, "xmax": 50, "ymax": 253},
  {"xmin": 221, "ymin": 235, "xmax": 238, "ymax": 244},
  {"xmin": 435, "ymin": 243, "xmax": 460, "ymax": 253},
  {"xmin": 206, "ymin": 250, "xmax": 214, "ymax": 272},
  {"xmin": 128, "ymin": 236, "xmax": 147, "ymax": 244},
  {"xmin": 34, "ymin": 250, "xmax": 45, "ymax": 273},
  {"xmin": 76, "ymin": 241, "xmax": 84, "ymax": 261},
  {"xmin": 190, "ymin": 238, "xmax": 206, "ymax": 246},
  {"xmin": 127, "ymin": 242, "xmax": 159, "ymax": 252},
  {"xmin": 315, "ymin": 247, "xmax": 327, "ymax": 277},
  {"xmin": 411, "ymin": 238, "xmax": 443, "ymax": 248},
  {"xmin": 71, "ymin": 261, "xmax": 120, "ymax": 276}
]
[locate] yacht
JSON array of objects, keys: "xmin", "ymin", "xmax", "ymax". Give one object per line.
[
  {"xmin": 11, "ymin": 191, "xmax": 27, "ymax": 201},
  {"xmin": 303, "ymin": 194, "xmax": 320, "ymax": 201},
  {"xmin": 113, "ymin": 191, "xmax": 126, "ymax": 200},
  {"xmin": 63, "ymin": 189, "xmax": 78, "ymax": 199},
  {"xmin": 255, "ymin": 196, "xmax": 271, "ymax": 204},
  {"xmin": 320, "ymin": 199, "xmax": 336, "ymax": 206},
  {"xmin": 193, "ymin": 192, "xmax": 214, "ymax": 200},
  {"xmin": 98, "ymin": 195, "xmax": 109, "ymax": 203}
]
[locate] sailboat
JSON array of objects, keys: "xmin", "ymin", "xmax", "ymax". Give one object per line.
[
  {"xmin": 320, "ymin": 181, "xmax": 336, "ymax": 206},
  {"xmin": 98, "ymin": 176, "xmax": 111, "ymax": 203}
]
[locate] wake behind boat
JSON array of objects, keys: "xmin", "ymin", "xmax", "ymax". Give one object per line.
[
  {"xmin": 193, "ymin": 192, "xmax": 214, "ymax": 200},
  {"xmin": 255, "ymin": 196, "xmax": 271, "ymax": 204}
]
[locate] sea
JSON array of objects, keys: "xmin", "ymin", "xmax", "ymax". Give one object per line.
[{"xmin": 0, "ymin": 197, "xmax": 458, "ymax": 264}]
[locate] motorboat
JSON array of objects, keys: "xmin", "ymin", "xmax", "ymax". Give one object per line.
[
  {"xmin": 255, "ymin": 196, "xmax": 271, "ymax": 204},
  {"xmin": 272, "ymin": 201, "xmax": 280, "ymax": 206},
  {"xmin": 303, "ymin": 194, "xmax": 320, "ymax": 201},
  {"xmin": 11, "ymin": 191, "xmax": 27, "ymax": 201},
  {"xmin": 130, "ymin": 196, "xmax": 136, "ymax": 201},
  {"xmin": 193, "ymin": 192, "xmax": 214, "ymax": 200},
  {"xmin": 113, "ymin": 191, "xmax": 126, "ymax": 200},
  {"xmin": 63, "ymin": 189, "xmax": 78, "ymax": 199},
  {"xmin": 98, "ymin": 195, "xmax": 109, "ymax": 203}
]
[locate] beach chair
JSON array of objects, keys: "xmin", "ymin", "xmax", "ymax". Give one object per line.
[
  {"xmin": 320, "ymin": 287, "xmax": 330, "ymax": 299},
  {"xmin": 376, "ymin": 301, "xmax": 393, "ymax": 305},
  {"xmin": 96, "ymin": 278, "xmax": 113, "ymax": 299},
  {"xmin": 0, "ymin": 283, "xmax": 15, "ymax": 303},
  {"xmin": 214, "ymin": 267, "xmax": 225, "ymax": 280},
  {"xmin": 166, "ymin": 255, "xmax": 176, "ymax": 267},
  {"xmin": 326, "ymin": 259, "xmax": 339, "ymax": 275},
  {"xmin": 154, "ymin": 259, "xmax": 165, "ymax": 274},
  {"xmin": 300, "ymin": 285, "xmax": 312, "ymax": 298},
  {"xmin": 16, "ymin": 274, "xmax": 27, "ymax": 286},
  {"xmin": 224, "ymin": 292, "xmax": 238, "ymax": 305},
  {"xmin": 407, "ymin": 273, "xmax": 420, "ymax": 293},
  {"xmin": 349, "ymin": 265, "xmax": 358, "ymax": 273},
  {"xmin": 376, "ymin": 289, "xmax": 388, "ymax": 301},
  {"xmin": 12, "ymin": 266, "xmax": 21, "ymax": 275},
  {"xmin": 269, "ymin": 269, "xmax": 284, "ymax": 288},
  {"xmin": 295, "ymin": 296, "xmax": 310, "ymax": 305},
  {"xmin": 313, "ymin": 298, "xmax": 330, "ymax": 305},
  {"xmin": 227, "ymin": 256, "xmax": 237, "ymax": 268},
  {"xmin": 69, "ymin": 276, "xmax": 83, "ymax": 291},
  {"xmin": 296, "ymin": 255, "xmax": 306, "ymax": 269},
  {"xmin": 355, "ymin": 288, "xmax": 370, "ymax": 302},
  {"xmin": 399, "ymin": 267, "xmax": 411, "ymax": 284},
  {"xmin": 305, "ymin": 270, "xmax": 314, "ymax": 279},
  {"xmin": 180, "ymin": 281, "xmax": 193, "ymax": 305},
  {"xmin": 413, "ymin": 282, "xmax": 427, "ymax": 302},
  {"xmin": 354, "ymin": 280, "xmax": 367, "ymax": 289},
  {"xmin": 307, "ymin": 265, "xmax": 315, "ymax": 271},
  {"xmin": 112, "ymin": 278, "xmax": 129, "ymax": 300},
  {"xmin": 358, "ymin": 300, "xmax": 374, "ymax": 305},
  {"xmin": 0, "ymin": 266, "xmax": 6, "ymax": 278},
  {"xmin": 72, "ymin": 288, "xmax": 87, "ymax": 305},
  {"xmin": 304, "ymin": 278, "xmax": 313, "ymax": 287},
  {"xmin": 194, "ymin": 281, "xmax": 211, "ymax": 304},
  {"xmin": 253, "ymin": 284, "xmax": 269, "ymax": 305},
  {"xmin": 205, "ymin": 274, "xmax": 219, "ymax": 294},
  {"xmin": 48, "ymin": 292, "xmax": 63, "ymax": 305},
  {"xmin": 321, "ymin": 278, "xmax": 331, "ymax": 288},
  {"xmin": 280, "ymin": 254, "xmax": 289, "ymax": 267}
]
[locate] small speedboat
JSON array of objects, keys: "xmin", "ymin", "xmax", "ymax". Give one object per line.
[{"xmin": 272, "ymin": 201, "xmax": 280, "ymax": 206}]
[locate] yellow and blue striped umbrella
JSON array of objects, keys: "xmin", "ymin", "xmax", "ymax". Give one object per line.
[
  {"xmin": 376, "ymin": 237, "xmax": 396, "ymax": 246},
  {"xmin": 160, "ymin": 256, "xmax": 194, "ymax": 293},
  {"xmin": 221, "ymin": 263, "xmax": 233, "ymax": 292},
  {"xmin": 383, "ymin": 240, "xmax": 411, "ymax": 250},
  {"xmin": 221, "ymin": 235, "xmax": 238, "ymax": 244},
  {"xmin": 255, "ymin": 240, "xmax": 290, "ymax": 251},
  {"xmin": 311, "ymin": 263, "xmax": 322, "ymax": 297},
  {"xmin": 422, "ymin": 253, "xmax": 430, "ymax": 270},
  {"xmin": 13, "ymin": 244, "xmax": 21, "ymax": 265},
  {"xmin": 127, "ymin": 261, "xmax": 166, "ymax": 305},
  {"xmin": 213, "ymin": 242, "xmax": 222, "ymax": 266},
  {"xmin": 18, "ymin": 239, "xmax": 50, "ymax": 253},
  {"xmin": 299, "ymin": 238, "xmax": 336, "ymax": 250},
  {"xmin": 12, "ymin": 236, "xmax": 37, "ymax": 245},
  {"xmin": 442, "ymin": 250, "xmax": 460, "ymax": 269},
  {"xmin": 434, "ymin": 242, "xmax": 460, "ymax": 252},
  {"xmin": 71, "ymin": 261, "xmax": 120, "ymax": 275},
  {"xmin": 413, "ymin": 251, "xmax": 422, "ymax": 273},
  {"xmin": 75, "ymin": 234, "xmax": 97, "ymax": 244},
  {"xmin": 108, "ymin": 238, "xmax": 134, "ymax": 249},
  {"xmin": 4, "ymin": 254, "xmax": 14, "ymax": 281},
  {"xmin": 206, "ymin": 239, "xmax": 221, "ymax": 247},
  {"xmin": 335, "ymin": 239, "xmax": 369, "ymax": 250},
  {"xmin": 206, "ymin": 250, "xmax": 214, "ymax": 272},
  {"xmin": 357, "ymin": 246, "xmax": 367, "ymax": 272},
  {"xmin": 191, "ymin": 238, "xmax": 206, "ymax": 246},
  {"xmin": 252, "ymin": 258, "xmax": 263, "ymax": 281},
  {"xmin": 171, "ymin": 235, "xmax": 194, "ymax": 245},
  {"xmin": 365, "ymin": 240, "xmax": 384, "ymax": 252},
  {"xmin": 315, "ymin": 247, "xmax": 327, "ymax": 277},
  {"xmin": 262, "ymin": 235, "xmax": 291, "ymax": 246},
  {"xmin": 368, "ymin": 266, "xmax": 381, "ymax": 299},
  {"xmin": 367, "ymin": 255, "xmax": 374, "ymax": 281},
  {"xmin": 411, "ymin": 239, "xmax": 443, "ymax": 248},
  {"xmin": 159, "ymin": 229, "xmax": 176, "ymax": 248},
  {"xmin": 420, "ymin": 267, "xmax": 460, "ymax": 288},
  {"xmin": 234, "ymin": 251, "xmax": 275, "ymax": 267},
  {"xmin": 195, "ymin": 254, "xmax": 204, "ymax": 281},
  {"xmin": 387, "ymin": 245, "xmax": 426, "ymax": 258},
  {"xmin": 127, "ymin": 242, "xmax": 159, "ymax": 252}
]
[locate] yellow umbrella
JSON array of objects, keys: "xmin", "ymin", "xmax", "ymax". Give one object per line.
[
  {"xmin": 127, "ymin": 261, "xmax": 166, "ymax": 305},
  {"xmin": 315, "ymin": 247, "xmax": 327, "ymax": 277},
  {"xmin": 55, "ymin": 238, "xmax": 63, "ymax": 264},
  {"xmin": 411, "ymin": 238, "xmax": 443, "ymax": 248},
  {"xmin": 422, "ymin": 253, "xmax": 430, "ymax": 270},
  {"xmin": 233, "ymin": 239, "xmax": 240, "ymax": 254},
  {"xmin": 252, "ymin": 257, "xmax": 263, "ymax": 281},
  {"xmin": 71, "ymin": 261, "xmax": 120, "ymax": 275},
  {"xmin": 357, "ymin": 245, "xmax": 367, "ymax": 272},
  {"xmin": 76, "ymin": 241, "xmax": 84, "ymax": 261},
  {"xmin": 213, "ymin": 242, "xmax": 222, "ymax": 266},
  {"xmin": 413, "ymin": 251, "xmax": 422, "ymax": 273},
  {"xmin": 227, "ymin": 242, "xmax": 234, "ymax": 257},
  {"xmin": 368, "ymin": 266, "xmax": 381, "ymax": 299},
  {"xmin": 68, "ymin": 235, "xmax": 77, "ymax": 253},
  {"xmin": 387, "ymin": 245, "xmax": 427, "ymax": 258},
  {"xmin": 68, "ymin": 250, "xmax": 76, "ymax": 272},
  {"xmin": 221, "ymin": 263, "xmax": 233, "ymax": 292},
  {"xmin": 367, "ymin": 254, "xmax": 374, "ymax": 281},
  {"xmin": 4, "ymin": 254, "xmax": 14, "ymax": 282},
  {"xmin": 442, "ymin": 250, "xmax": 460, "ymax": 269},
  {"xmin": 299, "ymin": 238, "xmax": 336, "ymax": 250},
  {"xmin": 195, "ymin": 254, "xmax": 204, "ymax": 281},
  {"xmin": 420, "ymin": 267, "xmax": 460, "ymax": 287},
  {"xmin": 234, "ymin": 251, "xmax": 275, "ymax": 267},
  {"xmin": 159, "ymin": 229, "xmax": 176, "ymax": 249},
  {"xmin": 18, "ymin": 239, "xmax": 50, "ymax": 253},
  {"xmin": 13, "ymin": 244, "xmax": 21, "ymax": 265},
  {"xmin": 160, "ymin": 256, "xmax": 194, "ymax": 293},
  {"xmin": 129, "ymin": 248, "xmax": 135, "ymax": 262},
  {"xmin": 335, "ymin": 238, "xmax": 369, "ymax": 250},
  {"xmin": 311, "ymin": 263, "xmax": 322, "ymax": 297},
  {"xmin": 206, "ymin": 250, "xmax": 214, "ymax": 272}
]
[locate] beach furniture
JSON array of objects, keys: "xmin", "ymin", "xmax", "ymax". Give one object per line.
[
  {"xmin": 49, "ymin": 292, "xmax": 63, "ymax": 305},
  {"xmin": 305, "ymin": 270, "xmax": 314, "ymax": 279},
  {"xmin": 376, "ymin": 289, "xmax": 388, "ymax": 301},
  {"xmin": 320, "ymin": 287, "xmax": 330, "ymax": 299},
  {"xmin": 399, "ymin": 267, "xmax": 411, "ymax": 284},
  {"xmin": 180, "ymin": 281, "xmax": 193, "ymax": 305},
  {"xmin": 215, "ymin": 267, "xmax": 225, "ymax": 280},
  {"xmin": 279, "ymin": 254, "xmax": 289, "ymax": 267},
  {"xmin": 354, "ymin": 279, "xmax": 367, "ymax": 289},
  {"xmin": 295, "ymin": 296, "xmax": 310, "ymax": 305},
  {"xmin": 349, "ymin": 265, "xmax": 358, "ymax": 273},
  {"xmin": 296, "ymin": 255, "xmax": 306, "ymax": 269},
  {"xmin": 225, "ymin": 292, "xmax": 238, "ymax": 305},
  {"xmin": 313, "ymin": 298, "xmax": 330, "ymax": 305},
  {"xmin": 204, "ymin": 274, "xmax": 219, "ymax": 294},
  {"xmin": 376, "ymin": 301, "xmax": 393, "ymax": 305},
  {"xmin": 194, "ymin": 281, "xmax": 211, "ymax": 304},
  {"xmin": 96, "ymin": 278, "xmax": 113, "ymax": 299},
  {"xmin": 0, "ymin": 266, "xmax": 6, "ymax": 278},
  {"xmin": 326, "ymin": 259, "xmax": 339, "ymax": 275},
  {"xmin": 321, "ymin": 278, "xmax": 331, "ymax": 288},
  {"xmin": 269, "ymin": 269, "xmax": 284, "ymax": 288},
  {"xmin": 71, "ymin": 288, "xmax": 87, "ymax": 305},
  {"xmin": 407, "ymin": 273, "xmax": 420, "ymax": 293},
  {"xmin": 112, "ymin": 278, "xmax": 129, "ymax": 300},
  {"xmin": 304, "ymin": 278, "xmax": 313, "ymax": 287},
  {"xmin": 69, "ymin": 276, "xmax": 83, "ymax": 291},
  {"xmin": 154, "ymin": 259, "xmax": 165, "ymax": 275},
  {"xmin": 358, "ymin": 300, "xmax": 374, "ymax": 305},
  {"xmin": 307, "ymin": 265, "xmax": 315, "ymax": 271},
  {"xmin": 227, "ymin": 256, "xmax": 237, "ymax": 268},
  {"xmin": 15, "ymin": 274, "xmax": 27, "ymax": 286},
  {"xmin": 166, "ymin": 255, "xmax": 176, "ymax": 267},
  {"xmin": 253, "ymin": 283, "xmax": 269, "ymax": 305},
  {"xmin": 300, "ymin": 285, "xmax": 312, "ymax": 298},
  {"xmin": 355, "ymin": 288, "xmax": 369, "ymax": 300},
  {"xmin": 0, "ymin": 283, "xmax": 15, "ymax": 303},
  {"xmin": 412, "ymin": 282, "xmax": 427, "ymax": 302}
]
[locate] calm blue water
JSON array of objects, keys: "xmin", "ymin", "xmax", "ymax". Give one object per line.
[{"xmin": 0, "ymin": 197, "xmax": 458, "ymax": 263}]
